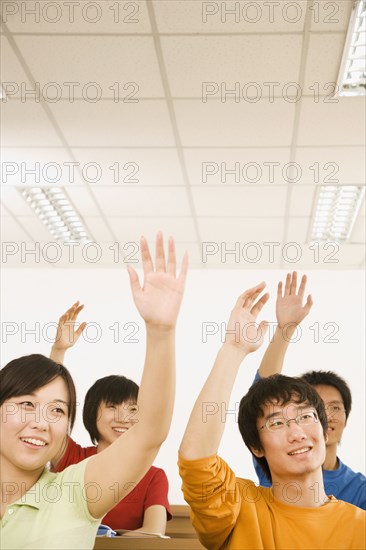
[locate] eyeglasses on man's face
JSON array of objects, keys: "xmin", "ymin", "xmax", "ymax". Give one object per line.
[{"xmin": 259, "ymin": 410, "xmax": 319, "ymax": 432}]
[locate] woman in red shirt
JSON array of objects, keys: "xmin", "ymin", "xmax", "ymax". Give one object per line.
[{"xmin": 50, "ymin": 303, "xmax": 171, "ymax": 535}]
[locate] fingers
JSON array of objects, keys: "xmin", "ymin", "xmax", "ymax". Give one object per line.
[
  {"xmin": 167, "ymin": 236, "xmax": 176, "ymax": 277},
  {"xmin": 178, "ymin": 250, "xmax": 189, "ymax": 288},
  {"xmin": 140, "ymin": 233, "xmax": 187, "ymax": 281},
  {"xmin": 75, "ymin": 322, "xmax": 87, "ymax": 338},
  {"xmin": 155, "ymin": 231, "xmax": 166, "ymax": 272},
  {"xmin": 304, "ymin": 294, "xmax": 314, "ymax": 315},
  {"xmin": 71, "ymin": 303, "xmax": 84, "ymax": 321},
  {"xmin": 251, "ymin": 292, "xmax": 270, "ymax": 317},
  {"xmin": 140, "ymin": 236, "xmax": 153, "ymax": 277},
  {"xmin": 283, "ymin": 272, "xmax": 308, "ymax": 298},
  {"xmin": 234, "ymin": 283, "xmax": 267, "ymax": 315},
  {"xmin": 127, "ymin": 265, "xmax": 141, "ymax": 295},
  {"xmin": 277, "ymin": 281, "xmax": 283, "ymax": 300},
  {"xmin": 284, "ymin": 272, "xmax": 291, "ymax": 295},
  {"xmin": 298, "ymin": 274, "xmax": 307, "ymax": 299},
  {"xmin": 59, "ymin": 302, "xmax": 84, "ymax": 324},
  {"xmin": 242, "ymin": 282, "xmax": 266, "ymax": 309},
  {"xmin": 290, "ymin": 271, "xmax": 297, "ymax": 295}
]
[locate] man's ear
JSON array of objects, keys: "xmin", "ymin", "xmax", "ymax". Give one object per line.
[{"xmin": 251, "ymin": 447, "xmax": 265, "ymax": 458}]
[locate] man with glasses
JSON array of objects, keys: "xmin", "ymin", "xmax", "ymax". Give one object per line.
[
  {"xmin": 254, "ymin": 272, "xmax": 366, "ymax": 509},
  {"xmin": 178, "ymin": 284, "xmax": 365, "ymax": 550}
]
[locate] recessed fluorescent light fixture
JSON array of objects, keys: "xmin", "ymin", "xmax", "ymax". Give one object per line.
[
  {"xmin": 336, "ymin": 0, "xmax": 366, "ymax": 97},
  {"xmin": 20, "ymin": 187, "xmax": 90, "ymax": 242},
  {"xmin": 311, "ymin": 185, "xmax": 365, "ymax": 242}
]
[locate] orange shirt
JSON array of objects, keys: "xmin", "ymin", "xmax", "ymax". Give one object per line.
[{"xmin": 178, "ymin": 453, "xmax": 366, "ymax": 550}]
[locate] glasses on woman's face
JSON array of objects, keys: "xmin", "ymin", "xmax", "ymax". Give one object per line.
[{"xmin": 259, "ymin": 410, "xmax": 319, "ymax": 432}]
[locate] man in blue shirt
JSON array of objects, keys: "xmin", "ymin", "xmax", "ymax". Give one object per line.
[{"xmin": 253, "ymin": 272, "xmax": 366, "ymax": 510}]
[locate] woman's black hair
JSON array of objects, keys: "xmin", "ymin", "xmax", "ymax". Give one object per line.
[
  {"xmin": 238, "ymin": 374, "xmax": 328, "ymax": 482},
  {"xmin": 0, "ymin": 354, "xmax": 77, "ymax": 431},
  {"xmin": 83, "ymin": 375, "xmax": 139, "ymax": 445}
]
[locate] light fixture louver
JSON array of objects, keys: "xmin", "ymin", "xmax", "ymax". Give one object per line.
[
  {"xmin": 336, "ymin": 0, "xmax": 366, "ymax": 97},
  {"xmin": 20, "ymin": 187, "xmax": 90, "ymax": 243},
  {"xmin": 310, "ymin": 185, "xmax": 365, "ymax": 242}
]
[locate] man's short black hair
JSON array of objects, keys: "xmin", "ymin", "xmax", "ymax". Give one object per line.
[
  {"xmin": 300, "ymin": 370, "xmax": 352, "ymax": 420},
  {"xmin": 83, "ymin": 375, "xmax": 139, "ymax": 444},
  {"xmin": 238, "ymin": 374, "xmax": 328, "ymax": 482}
]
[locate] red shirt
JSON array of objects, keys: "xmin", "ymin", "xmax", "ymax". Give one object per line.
[{"xmin": 53, "ymin": 437, "xmax": 172, "ymax": 530}]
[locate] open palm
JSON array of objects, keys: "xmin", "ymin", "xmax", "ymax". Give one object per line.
[
  {"xmin": 276, "ymin": 272, "xmax": 313, "ymax": 328},
  {"xmin": 128, "ymin": 233, "xmax": 188, "ymax": 329},
  {"xmin": 226, "ymin": 282, "xmax": 269, "ymax": 354}
]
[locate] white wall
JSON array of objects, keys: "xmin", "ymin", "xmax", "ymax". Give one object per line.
[{"xmin": 1, "ymin": 268, "xmax": 365, "ymax": 503}]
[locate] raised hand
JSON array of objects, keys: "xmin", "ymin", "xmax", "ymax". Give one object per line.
[
  {"xmin": 276, "ymin": 272, "xmax": 313, "ymax": 329},
  {"xmin": 52, "ymin": 301, "xmax": 87, "ymax": 353},
  {"xmin": 225, "ymin": 282, "xmax": 269, "ymax": 354},
  {"xmin": 127, "ymin": 233, "xmax": 188, "ymax": 330}
]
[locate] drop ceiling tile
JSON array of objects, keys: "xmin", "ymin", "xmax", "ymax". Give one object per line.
[
  {"xmin": 162, "ymin": 35, "xmax": 302, "ymax": 98},
  {"xmin": 4, "ymin": 0, "xmax": 151, "ymax": 33},
  {"xmin": 192, "ymin": 186, "xmax": 287, "ymax": 216},
  {"xmin": 107, "ymin": 217, "xmax": 197, "ymax": 243},
  {"xmin": 0, "ymin": 35, "xmax": 31, "ymax": 90},
  {"xmin": 336, "ymin": 244, "xmax": 366, "ymax": 265},
  {"xmin": 350, "ymin": 214, "xmax": 365, "ymax": 243},
  {"xmin": 288, "ymin": 186, "xmax": 316, "ymax": 217},
  {"xmin": 1, "ymin": 148, "xmax": 84, "ymax": 186},
  {"xmin": 0, "ymin": 204, "xmax": 11, "ymax": 218},
  {"xmin": 310, "ymin": 0, "xmax": 353, "ymax": 32},
  {"xmin": 1, "ymin": 186, "xmax": 36, "ymax": 216},
  {"xmin": 184, "ymin": 148, "xmax": 291, "ymax": 185},
  {"xmin": 49, "ymin": 101, "xmax": 175, "ymax": 146},
  {"xmin": 1, "ymin": 101, "xmax": 63, "ymax": 146},
  {"xmin": 1, "ymin": 216, "xmax": 32, "ymax": 241},
  {"xmin": 286, "ymin": 217, "xmax": 310, "ymax": 242},
  {"xmin": 64, "ymin": 186, "xmax": 101, "ymax": 217},
  {"xmin": 91, "ymin": 187, "xmax": 192, "ymax": 216},
  {"xmin": 298, "ymin": 97, "xmax": 366, "ymax": 146},
  {"xmin": 175, "ymin": 100, "xmax": 296, "ymax": 146},
  {"xmin": 304, "ymin": 33, "xmax": 346, "ymax": 93},
  {"xmin": 295, "ymin": 147, "xmax": 365, "ymax": 185},
  {"xmin": 154, "ymin": 0, "xmax": 307, "ymax": 33},
  {"xmin": 14, "ymin": 36, "xmax": 164, "ymax": 98},
  {"xmin": 198, "ymin": 217, "xmax": 284, "ymax": 242},
  {"xmin": 17, "ymin": 216, "xmax": 55, "ymax": 242},
  {"xmin": 83, "ymin": 217, "xmax": 114, "ymax": 242},
  {"xmin": 360, "ymin": 197, "xmax": 366, "ymax": 218},
  {"xmin": 71, "ymin": 148, "xmax": 184, "ymax": 186}
]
